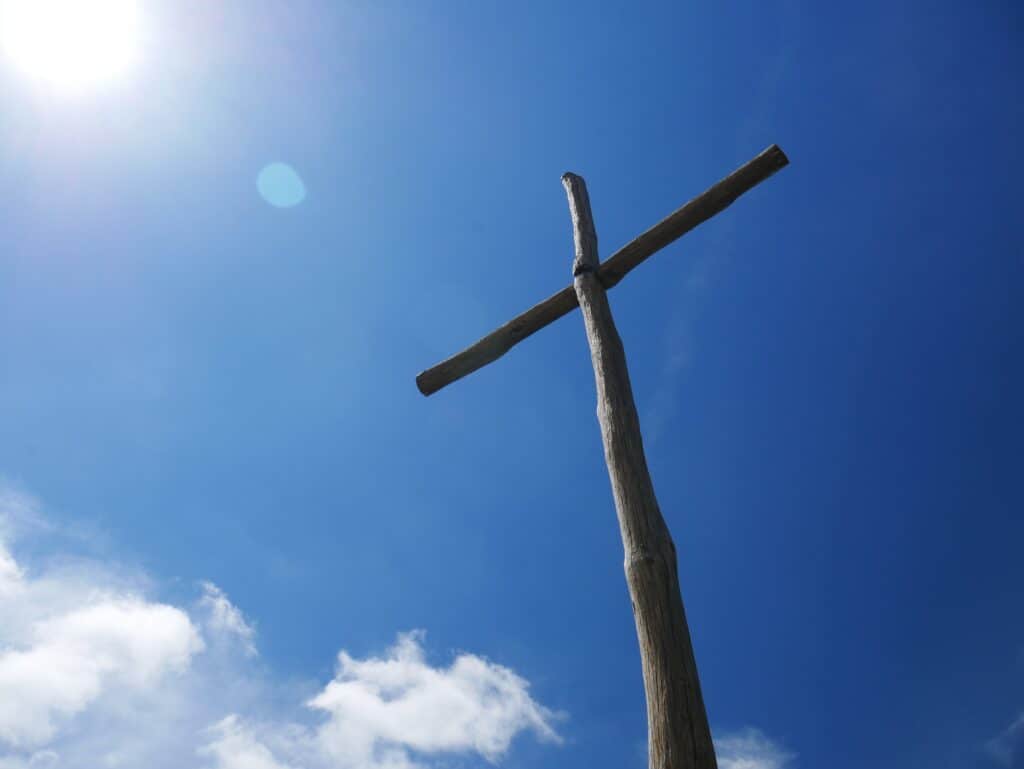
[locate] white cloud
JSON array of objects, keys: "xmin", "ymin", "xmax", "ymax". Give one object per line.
[
  {"xmin": 197, "ymin": 630, "xmax": 563, "ymax": 769},
  {"xmin": 0, "ymin": 489, "xmax": 204, "ymax": 751},
  {"xmin": 715, "ymin": 727, "xmax": 796, "ymax": 769},
  {"xmin": 0, "ymin": 598, "xmax": 202, "ymax": 748},
  {"xmin": 987, "ymin": 713, "xmax": 1024, "ymax": 767},
  {"xmin": 0, "ymin": 486, "xmax": 561, "ymax": 769},
  {"xmin": 199, "ymin": 716, "xmax": 298, "ymax": 769},
  {"xmin": 308, "ymin": 631, "xmax": 561, "ymax": 769}
]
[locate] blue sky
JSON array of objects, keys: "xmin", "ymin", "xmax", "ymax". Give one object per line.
[{"xmin": 1, "ymin": 1, "xmax": 1022, "ymax": 768}]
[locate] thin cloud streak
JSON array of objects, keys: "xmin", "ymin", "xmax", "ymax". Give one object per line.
[{"xmin": 987, "ymin": 713, "xmax": 1024, "ymax": 768}]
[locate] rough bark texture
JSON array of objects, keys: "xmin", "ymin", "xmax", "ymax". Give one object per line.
[
  {"xmin": 416, "ymin": 144, "xmax": 788, "ymax": 396},
  {"xmin": 564, "ymin": 172, "xmax": 718, "ymax": 769}
]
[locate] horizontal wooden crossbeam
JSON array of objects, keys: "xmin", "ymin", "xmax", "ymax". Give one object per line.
[{"xmin": 416, "ymin": 144, "xmax": 789, "ymax": 396}]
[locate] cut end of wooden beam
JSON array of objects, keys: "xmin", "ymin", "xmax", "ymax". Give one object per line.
[
  {"xmin": 415, "ymin": 371, "xmax": 434, "ymax": 396},
  {"xmin": 766, "ymin": 144, "xmax": 790, "ymax": 170}
]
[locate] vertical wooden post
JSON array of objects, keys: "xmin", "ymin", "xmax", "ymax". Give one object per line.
[{"xmin": 563, "ymin": 173, "xmax": 717, "ymax": 769}]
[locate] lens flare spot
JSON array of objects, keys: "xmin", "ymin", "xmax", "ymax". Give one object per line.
[{"xmin": 257, "ymin": 163, "xmax": 306, "ymax": 209}]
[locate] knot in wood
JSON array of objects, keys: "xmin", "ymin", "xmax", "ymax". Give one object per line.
[{"xmin": 625, "ymin": 549, "xmax": 658, "ymax": 571}]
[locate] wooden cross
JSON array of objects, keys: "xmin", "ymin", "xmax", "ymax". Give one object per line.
[{"xmin": 416, "ymin": 145, "xmax": 789, "ymax": 769}]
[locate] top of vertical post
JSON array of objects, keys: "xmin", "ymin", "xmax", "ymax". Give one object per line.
[{"xmin": 562, "ymin": 173, "xmax": 600, "ymax": 276}]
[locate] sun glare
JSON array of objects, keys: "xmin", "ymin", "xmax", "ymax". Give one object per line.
[{"xmin": 0, "ymin": 0, "xmax": 140, "ymax": 89}]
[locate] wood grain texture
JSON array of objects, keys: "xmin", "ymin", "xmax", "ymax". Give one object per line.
[
  {"xmin": 416, "ymin": 144, "xmax": 788, "ymax": 395},
  {"xmin": 565, "ymin": 173, "xmax": 718, "ymax": 769}
]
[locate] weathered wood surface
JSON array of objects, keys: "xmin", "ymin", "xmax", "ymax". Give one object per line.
[
  {"xmin": 416, "ymin": 144, "xmax": 788, "ymax": 396},
  {"xmin": 564, "ymin": 172, "xmax": 718, "ymax": 769},
  {"xmin": 415, "ymin": 284, "xmax": 579, "ymax": 396}
]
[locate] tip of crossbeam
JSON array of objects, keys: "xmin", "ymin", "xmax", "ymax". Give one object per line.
[
  {"xmin": 766, "ymin": 144, "xmax": 789, "ymax": 170},
  {"xmin": 415, "ymin": 371, "xmax": 436, "ymax": 396}
]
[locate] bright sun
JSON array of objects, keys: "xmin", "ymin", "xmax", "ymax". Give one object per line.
[{"xmin": 0, "ymin": 0, "xmax": 140, "ymax": 89}]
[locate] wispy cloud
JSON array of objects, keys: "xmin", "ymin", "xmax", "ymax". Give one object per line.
[
  {"xmin": 715, "ymin": 727, "xmax": 796, "ymax": 769},
  {"xmin": 642, "ymin": 233, "xmax": 730, "ymax": 444},
  {"xmin": 987, "ymin": 713, "xmax": 1024, "ymax": 768},
  {"xmin": 643, "ymin": 0, "xmax": 795, "ymax": 445},
  {"xmin": 0, "ymin": 484, "xmax": 50, "ymax": 542},
  {"xmin": 199, "ymin": 716, "xmax": 299, "ymax": 769},
  {"xmin": 0, "ymin": 485, "xmax": 562, "ymax": 769},
  {"xmin": 199, "ymin": 581, "xmax": 257, "ymax": 657}
]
